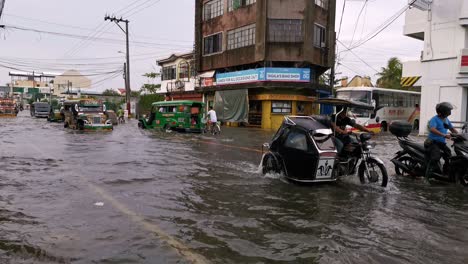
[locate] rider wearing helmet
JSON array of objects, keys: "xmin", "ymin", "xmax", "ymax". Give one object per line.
[{"xmin": 424, "ymin": 102, "xmax": 458, "ymax": 178}]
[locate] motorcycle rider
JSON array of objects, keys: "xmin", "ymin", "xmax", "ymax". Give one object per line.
[
  {"xmin": 424, "ymin": 102, "xmax": 458, "ymax": 178},
  {"xmin": 331, "ymin": 106, "xmax": 373, "ymax": 154}
]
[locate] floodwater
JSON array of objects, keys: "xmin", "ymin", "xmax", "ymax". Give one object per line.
[{"xmin": 1, "ymin": 111, "xmax": 468, "ymax": 264}]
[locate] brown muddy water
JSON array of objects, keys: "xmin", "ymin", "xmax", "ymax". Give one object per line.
[{"xmin": 0, "ymin": 111, "xmax": 467, "ymax": 264}]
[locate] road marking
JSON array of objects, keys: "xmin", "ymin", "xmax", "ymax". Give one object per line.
[
  {"xmin": 26, "ymin": 139, "xmax": 209, "ymax": 264},
  {"xmin": 88, "ymin": 184, "xmax": 209, "ymax": 264}
]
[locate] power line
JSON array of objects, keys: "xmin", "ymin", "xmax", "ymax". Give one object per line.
[
  {"xmin": 63, "ymin": 0, "xmax": 150, "ymax": 57},
  {"xmin": 349, "ymin": 0, "xmax": 368, "ymax": 47},
  {"xmin": 348, "ymin": 5, "xmax": 410, "ymax": 51},
  {"xmin": 336, "ymin": 0, "xmax": 347, "ymax": 41},
  {"xmin": 3, "ymin": 25, "xmax": 192, "ymax": 48},
  {"xmin": 337, "ymin": 39, "xmax": 378, "ymax": 73}
]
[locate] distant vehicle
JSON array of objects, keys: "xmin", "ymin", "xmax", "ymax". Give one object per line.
[
  {"xmin": 104, "ymin": 110, "xmax": 118, "ymax": 125},
  {"xmin": 0, "ymin": 98, "xmax": 18, "ymax": 118},
  {"xmin": 261, "ymin": 98, "xmax": 388, "ymax": 187},
  {"xmin": 63, "ymin": 99, "xmax": 113, "ymax": 131},
  {"xmin": 138, "ymin": 100, "xmax": 205, "ymax": 133},
  {"xmin": 31, "ymin": 102, "xmax": 50, "ymax": 118},
  {"xmin": 336, "ymin": 87, "xmax": 421, "ymax": 132},
  {"xmin": 47, "ymin": 104, "xmax": 64, "ymax": 123}
]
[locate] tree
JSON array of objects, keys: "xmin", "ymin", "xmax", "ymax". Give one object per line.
[
  {"xmin": 102, "ymin": 89, "xmax": 120, "ymax": 96},
  {"xmin": 141, "ymin": 72, "xmax": 161, "ymax": 94},
  {"xmin": 376, "ymin": 57, "xmax": 402, "ymax": 89},
  {"xmin": 138, "ymin": 94, "xmax": 164, "ymax": 115}
]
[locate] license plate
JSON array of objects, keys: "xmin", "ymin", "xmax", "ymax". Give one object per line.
[{"xmin": 316, "ymin": 159, "xmax": 335, "ymax": 179}]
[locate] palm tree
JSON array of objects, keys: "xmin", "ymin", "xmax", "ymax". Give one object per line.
[{"xmin": 376, "ymin": 57, "xmax": 402, "ymax": 89}]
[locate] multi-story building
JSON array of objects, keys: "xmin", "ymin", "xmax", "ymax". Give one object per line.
[
  {"xmin": 194, "ymin": 0, "xmax": 336, "ymax": 129},
  {"xmin": 157, "ymin": 52, "xmax": 201, "ymax": 101},
  {"xmin": 403, "ymin": 0, "xmax": 468, "ymax": 134}
]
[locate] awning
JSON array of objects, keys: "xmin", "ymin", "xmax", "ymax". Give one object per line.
[
  {"xmin": 199, "ymin": 70, "xmax": 216, "ymax": 78},
  {"xmin": 401, "ymin": 76, "xmax": 421, "ymax": 87}
]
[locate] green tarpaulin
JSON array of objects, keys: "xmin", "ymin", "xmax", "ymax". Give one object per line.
[{"xmin": 214, "ymin": 89, "xmax": 248, "ymax": 122}]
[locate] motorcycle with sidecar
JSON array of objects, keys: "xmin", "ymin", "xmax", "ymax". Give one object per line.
[{"xmin": 261, "ymin": 98, "xmax": 388, "ymax": 187}]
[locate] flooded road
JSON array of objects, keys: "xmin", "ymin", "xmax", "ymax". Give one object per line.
[{"xmin": 1, "ymin": 111, "xmax": 468, "ymax": 264}]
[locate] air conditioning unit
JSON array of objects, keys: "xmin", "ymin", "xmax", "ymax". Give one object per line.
[
  {"xmin": 409, "ymin": 0, "xmax": 432, "ymax": 11},
  {"xmin": 320, "ymin": 42, "xmax": 326, "ymax": 48}
]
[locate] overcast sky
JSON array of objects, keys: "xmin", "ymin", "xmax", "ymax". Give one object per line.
[{"xmin": 0, "ymin": 0, "xmax": 422, "ymax": 91}]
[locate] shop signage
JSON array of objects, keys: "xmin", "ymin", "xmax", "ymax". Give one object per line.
[{"xmin": 216, "ymin": 68, "xmax": 311, "ymax": 85}]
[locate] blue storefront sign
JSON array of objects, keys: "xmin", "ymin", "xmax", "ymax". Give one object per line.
[{"xmin": 216, "ymin": 68, "xmax": 311, "ymax": 85}]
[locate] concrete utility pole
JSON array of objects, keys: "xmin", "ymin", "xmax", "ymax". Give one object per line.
[{"xmin": 104, "ymin": 15, "xmax": 131, "ymax": 116}]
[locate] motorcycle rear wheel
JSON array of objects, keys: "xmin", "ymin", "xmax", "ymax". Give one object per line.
[
  {"xmin": 456, "ymin": 169, "xmax": 468, "ymax": 186},
  {"xmin": 395, "ymin": 156, "xmax": 418, "ymax": 176},
  {"xmin": 359, "ymin": 160, "xmax": 388, "ymax": 187}
]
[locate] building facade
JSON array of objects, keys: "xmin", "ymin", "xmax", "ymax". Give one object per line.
[
  {"xmin": 195, "ymin": 0, "xmax": 336, "ymax": 129},
  {"xmin": 157, "ymin": 52, "xmax": 201, "ymax": 101},
  {"xmin": 403, "ymin": 0, "xmax": 468, "ymax": 134}
]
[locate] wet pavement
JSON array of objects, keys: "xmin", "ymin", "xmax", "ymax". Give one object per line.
[{"xmin": 1, "ymin": 111, "xmax": 468, "ymax": 264}]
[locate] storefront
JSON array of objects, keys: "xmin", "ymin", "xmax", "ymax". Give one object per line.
[
  {"xmin": 199, "ymin": 67, "xmax": 326, "ymax": 130},
  {"xmin": 249, "ymin": 93, "xmax": 318, "ymax": 129}
]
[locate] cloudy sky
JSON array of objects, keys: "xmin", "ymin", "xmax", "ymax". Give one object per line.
[{"xmin": 0, "ymin": 0, "xmax": 422, "ymax": 91}]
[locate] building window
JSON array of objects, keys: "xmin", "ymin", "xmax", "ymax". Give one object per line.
[
  {"xmin": 227, "ymin": 24, "xmax": 255, "ymax": 50},
  {"xmin": 314, "ymin": 24, "xmax": 326, "ymax": 48},
  {"xmin": 228, "ymin": 0, "xmax": 256, "ymax": 12},
  {"xmin": 178, "ymin": 61, "xmax": 189, "ymax": 79},
  {"xmin": 268, "ymin": 19, "xmax": 303, "ymax": 43},
  {"xmin": 204, "ymin": 33, "xmax": 223, "ymax": 55},
  {"xmin": 315, "ymin": 0, "xmax": 328, "ymax": 9},
  {"xmin": 203, "ymin": 0, "xmax": 224, "ymax": 21},
  {"xmin": 190, "ymin": 61, "xmax": 197, "ymax": 78},
  {"xmin": 272, "ymin": 101, "xmax": 292, "ymax": 114},
  {"xmin": 162, "ymin": 66, "xmax": 176, "ymax": 81}
]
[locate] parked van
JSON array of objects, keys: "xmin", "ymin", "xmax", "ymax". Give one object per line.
[
  {"xmin": 138, "ymin": 100, "xmax": 205, "ymax": 133},
  {"xmin": 31, "ymin": 102, "xmax": 50, "ymax": 118}
]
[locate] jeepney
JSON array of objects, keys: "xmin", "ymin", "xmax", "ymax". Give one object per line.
[
  {"xmin": 47, "ymin": 104, "xmax": 64, "ymax": 122},
  {"xmin": 0, "ymin": 98, "xmax": 18, "ymax": 118},
  {"xmin": 138, "ymin": 100, "xmax": 205, "ymax": 133},
  {"xmin": 63, "ymin": 99, "xmax": 113, "ymax": 131}
]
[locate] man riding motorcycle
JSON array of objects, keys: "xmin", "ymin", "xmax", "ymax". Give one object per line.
[
  {"xmin": 331, "ymin": 106, "xmax": 373, "ymax": 155},
  {"xmin": 424, "ymin": 102, "xmax": 458, "ymax": 178}
]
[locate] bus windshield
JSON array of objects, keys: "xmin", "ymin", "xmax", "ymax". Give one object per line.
[
  {"xmin": 336, "ymin": 90, "xmax": 371, "ymax": 104},
  {"xmin": 348, "ymin": 107, "xmax": 371, "ymax": 118}
]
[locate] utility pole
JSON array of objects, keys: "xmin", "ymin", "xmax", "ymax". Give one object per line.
[{"xmin": 105, "ymin": 15, "xmax": 131, "ymax": 116}]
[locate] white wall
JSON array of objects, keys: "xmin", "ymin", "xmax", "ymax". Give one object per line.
[{"xmin": 404, "ymin": 0, "xmax": 468, "ymax": 134}]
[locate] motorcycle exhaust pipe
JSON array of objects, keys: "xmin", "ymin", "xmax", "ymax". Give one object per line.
[{"xmin": 391, "ymin": 159, "xmax": 411, "ymax": 173}]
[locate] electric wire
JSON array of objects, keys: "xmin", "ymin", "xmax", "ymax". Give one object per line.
[{"xmin": 336, "ymin": 0, "xmax": 347, "ymax": 41}]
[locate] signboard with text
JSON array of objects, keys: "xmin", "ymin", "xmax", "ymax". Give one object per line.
[{"xmin": 216, "ymin": 68, "xmax": 311, "ymax": 86}]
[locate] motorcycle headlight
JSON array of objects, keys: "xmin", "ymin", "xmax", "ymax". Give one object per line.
[{"xmin": 365, "ymin": 141, "xmax": 376, "ymax": 149}]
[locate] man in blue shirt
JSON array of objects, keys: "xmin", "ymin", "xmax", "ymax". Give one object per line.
[{"xmin": 424, "ymin": 102, "xmax": 458, "ymax": 178}]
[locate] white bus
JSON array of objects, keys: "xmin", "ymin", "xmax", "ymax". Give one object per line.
[{"xmin": 336, "ymin": 87, "xmax": 421, "ymax": 133}]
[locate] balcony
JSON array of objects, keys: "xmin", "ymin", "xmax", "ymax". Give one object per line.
[
  {"xmin": 166, "ymin": 80, "xmax": 185, "ymax": 93},
  {"xmin": 460, "ymin": 0, "xmax": 468, "ymax": 26},
  {"xmin": 403, "ymin": 7, "xmax": 427, "ymax": 41}
]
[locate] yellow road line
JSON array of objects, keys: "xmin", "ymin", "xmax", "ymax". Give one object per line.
[
  {"xmin": 88, "ymin": 184, "xmax": 209, "ymax": 264},
  {"xmin": 26, "ymin": 141, "xmax": 209, "ymax": 264}
]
